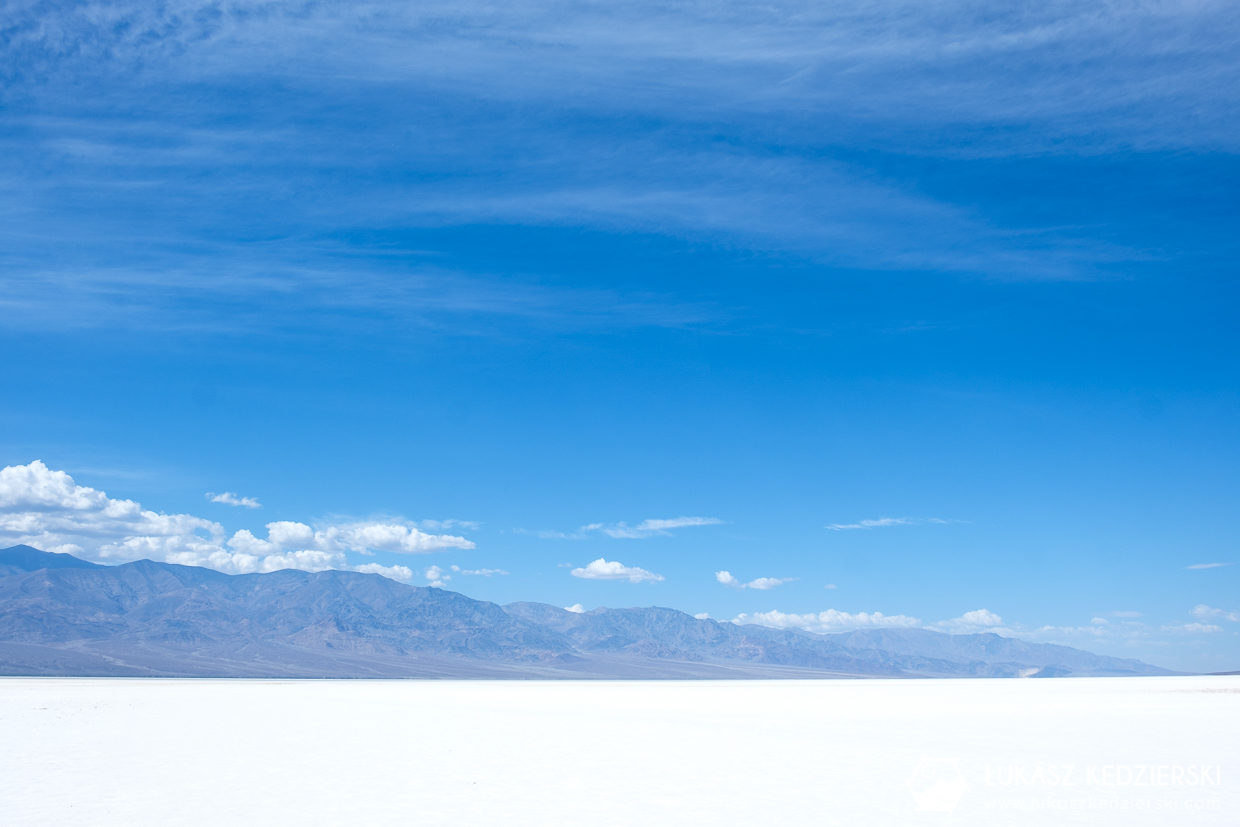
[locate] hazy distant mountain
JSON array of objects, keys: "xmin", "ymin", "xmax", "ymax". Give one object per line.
[{"xmin": 0, "ymin": 545, "xmax": 1178, "ymax": 678}]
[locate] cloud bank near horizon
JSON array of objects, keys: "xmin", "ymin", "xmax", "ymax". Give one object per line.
[
  {"xmin": 734, "ymin": 609, "xmax": 922, "ymax": 634},
  {"xmin": 0, "ymin": 460, "xmax": 471, "ymax": 582}
]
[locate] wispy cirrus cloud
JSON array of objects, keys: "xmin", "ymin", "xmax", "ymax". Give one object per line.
[
  {"xmin": 716, "ymin": 571, "xmax": 794, "ymax": 590},
  {"xmin": 9, "ymin": 0, "xmax": 1229, "ymax": 348},
  {"xmin": 585, "ymin": 516, "xmax": 722, "ymax": 539},
  {"xmin": 1186, "ymin": 562, "xmax": 1233, "ymax": 570},
  {"xmin": 522, "ymin": 516, "xmax": 722, "ymax": 540},
  {"xmin": 1161, "ymin": 622, "xmax": 1224, "ymax": 634},
  {"xmin": 570, "ymin": 558, "xmax": 664, "ymax": 583},
  {"xmin": 825, "ymin": 517, "xmax": 955, "ymax": 531},
  {"xmin": 421, "ymin": 519, "xmax": 481, "ymax": 531},
  {"xmin": 206, "ymin": 491, "xmax": 261, "ymax": 509}
]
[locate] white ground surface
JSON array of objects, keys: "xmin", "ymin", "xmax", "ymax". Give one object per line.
[{"xmin": 1, "ymin": 676, "xmax": 1236, "ymax": 826}]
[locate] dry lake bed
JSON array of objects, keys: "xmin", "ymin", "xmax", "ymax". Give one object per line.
[{"xmin": 2, "ymin": 676, "xmax": 1236, "ymax": 825}]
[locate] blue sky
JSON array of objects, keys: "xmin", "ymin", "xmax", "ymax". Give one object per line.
[{"xmin": 2, "ymin": 0, "xmax": 1239, "ymax": 670}]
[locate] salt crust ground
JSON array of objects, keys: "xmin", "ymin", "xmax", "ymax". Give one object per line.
[{"xmin": 1, "ymin": 676, "xmax": 1235, "ymax": 826}]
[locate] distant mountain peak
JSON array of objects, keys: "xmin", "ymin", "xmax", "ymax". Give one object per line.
[{"xmin": 0, "ymin": 545, "xmax": 102, "ymax": 573}]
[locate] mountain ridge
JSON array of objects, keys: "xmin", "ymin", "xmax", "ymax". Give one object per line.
[{"xmin": 0, "ymin": 545, "xmax": 1181, "ymax": 678}]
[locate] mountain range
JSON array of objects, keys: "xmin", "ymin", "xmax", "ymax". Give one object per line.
[{"xmin": 0, "ymin": 545, "xmax": 1177, "ymax": 678}]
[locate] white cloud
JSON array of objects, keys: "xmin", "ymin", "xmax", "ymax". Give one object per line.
[
  {"xmin": 223, "ymin": 518, "xmax": 474, "ymax": 558},
  {"xmin": 564, "ymin": 604, "xmax": 585, "ymax": 613},
  {"xmin": 570, "ymin": 558, "xmax": 664, "ymax": 583},
  {"xmin": 1021, "ymin": 614, "xmax": 1156, "ymax": 644},
  {"xmin": 1192, "ymin": 605, "xmax": 1240, "ymax": 622},
  {"xmin": 419, "ymin": 519, "xmax": 480, "ymax": 531},
  {"xmin": 936, "ymin": 609, "xmax": 1006, "ymax": 633},
  {"xmin": 353, "ymin": 563, "xmax": 415, "ymax": 583},
  {"xmin": 333, "ymin": 521, "xmax": 474, "ymax": 554},
  {"xmin": 584, "ymin": 516, "xmax": 721, "ymax": 539},
  {"xmin": 2, "ymin": 459, "xmax": 227, "ymax": 563},
  {"xmin": 1186, "ymin": 562, "xmax": 1233, "ymax": 569},
  {"xmin": 745, "ymin": 577, "xmax": 791, "ymax": 590},
  {"xmin": 1161, "ymin": 623, "xmax": 1224, "ymax": 634},
  {"xmin": 523, "ymin": 516, "xmax": 721, "ymax": 540},
  {"xmin": 425, "ymin": 565, "xmax": 450, "ymax": 587},
  {"xmin": 824, "ymin": 583, "xmax": 837, "ymax": 590},
  {"xmin": 450, "ymin": 565, "xmax": 508, "ymax": 576},
  {"xmin": 206, "ymin": 492, "xmax": 261, "ymax": 509},
  {"xmin": 715, "ymin": 570, "xmax": 793, "ymax": 590},
  {"xmin": 522, "ymin": 529, "xmax": 584, "ymax": 540},
  {"xmin": 694, "ymin": 612, "xmax": 711, "ymax": 619},
  {"xmin": 733, "ymin": 609, "xmax": 921, "ymax": 634},
  {"xmin": 633, "ymin": 516, "xmax": 722, "ymax": 531},
  {"xmin": 0, "ymin": 460, "xmax": 472, "ymax": 577},
  {"xmin": 825, "ymin": 517, "xmax": 954, "ymax": 531}
]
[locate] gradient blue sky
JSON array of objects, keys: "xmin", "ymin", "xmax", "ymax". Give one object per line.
[{"xmin": 2, "ymin": 0, "xmax": 1238, "ymax": 670}]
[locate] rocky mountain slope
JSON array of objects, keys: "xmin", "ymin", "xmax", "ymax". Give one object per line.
[{"xmin": 0, "ymin": 546, "xmax": 1176, "ymax": 678}]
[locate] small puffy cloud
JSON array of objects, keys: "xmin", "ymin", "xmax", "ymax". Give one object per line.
[
  {"xmin": 565, "ymin": 604, "xmax": 585, "ymax": 613},
  {"xmin": 715, "ymin": 571, "xmax": 792, "ymax": 590},
  {"xmin": 353, "ymin": 563, "xmax": 415, "ymax": 583},
  {"xmin": 1192, "ymin": 604, "xmax": 1240, "ymax": 622},
  {"xmin": 450, "ymin": 565, "xmax": 509, "ymax": 576},
  {"xmin": 1090, "ymin": 617, "xmax": 1108, "ymax": 625},
  {"xmin": 694, "ymin": 612, "xmax": 710, "ymax": 619},
  {"xmin": 824, "ymin": 583, "xmax": 837, "ymax": 590},
  {"xmin": 825, "ymin": 517, "xmax": 954, "ymax": 531},
  {"xmin": 207, "ymin": 492, "xmax": 261, "ymax": 508},
  {"xmin": 1161, "ymin": 622, "xmax": 1224, "ymax": 634},
  {"xmin": 571, "ymin": 558, "xmax": 664, "ymax": 582},
  {"xmin": 1186, "ymin": 562, "xmax": 1233, "ymax": 569},
  {"xmin": 425, "ymin": 565, "xmax": 450, "ymax": 587},
  {"xmin": 746, "ymin": 577, "xmax": 791, "ymax": 590},
  {"xmin": 936, "ymin": 609, "xmax": 1006, "ymax": 633},
  {"xmin": 734, "ymin": 608, "xmax": 921, "ymax": 634}
]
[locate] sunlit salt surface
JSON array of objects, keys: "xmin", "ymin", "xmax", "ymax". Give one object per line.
[{"xmin": 2, "ymin": 677, "xmax": 1235, "ymax": 825}]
